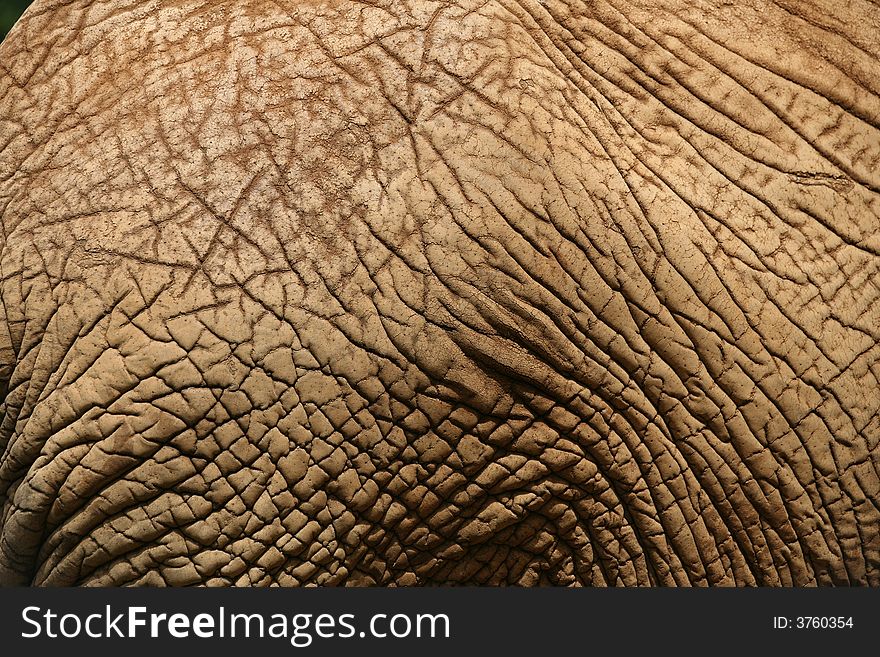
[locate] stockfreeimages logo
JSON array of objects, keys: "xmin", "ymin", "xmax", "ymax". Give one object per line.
[{"xmin": 21, "ymin": 606, "xmax": 451, "ymax": 647}]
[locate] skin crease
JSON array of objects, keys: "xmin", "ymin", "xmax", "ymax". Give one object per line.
[{"xmin": 0, "ymin": 0, "xmax": 877, "ymax": 587}]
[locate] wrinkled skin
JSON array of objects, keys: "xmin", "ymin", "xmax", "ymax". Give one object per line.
[{"xmin": 0, "ymin": 0, "xmax": 878, "ymax": 587}]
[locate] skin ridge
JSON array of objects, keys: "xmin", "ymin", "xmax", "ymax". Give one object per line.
[{"xmin": 0, "ymin": 0, "xmax": 877, "ymax": 586}]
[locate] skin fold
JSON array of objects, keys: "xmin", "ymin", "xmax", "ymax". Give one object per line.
[{"xmin": 0, "ymin": 0, "xmax": 877, "ymax": 586}]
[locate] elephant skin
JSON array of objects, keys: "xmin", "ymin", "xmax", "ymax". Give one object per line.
[{"xmin": 0, "ymin": 0, "xmax": 878, "ymax": 586}]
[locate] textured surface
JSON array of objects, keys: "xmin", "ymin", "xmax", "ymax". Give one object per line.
[{"xmin": 0, "ymin": 0, "xmax": 878, "ymax": 586}]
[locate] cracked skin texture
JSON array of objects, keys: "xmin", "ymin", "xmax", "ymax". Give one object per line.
[{"xmin": 0, "ymin": 0, "xmax": 878, "ymax": 587}]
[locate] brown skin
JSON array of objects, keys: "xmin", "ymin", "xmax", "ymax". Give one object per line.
[{"xmin": 0, "ymin": 0, "xmax": 877, "ymax": 586}]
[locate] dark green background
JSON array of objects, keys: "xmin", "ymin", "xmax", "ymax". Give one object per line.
[{"xmin": 1, "ymin": 0, "xmax": 34, "ymax": 42}]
